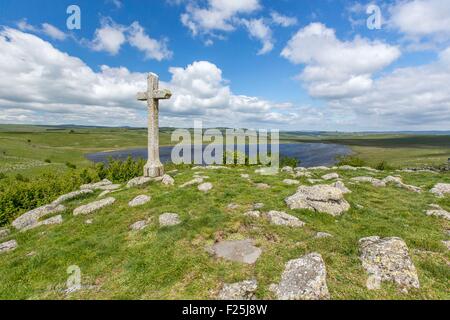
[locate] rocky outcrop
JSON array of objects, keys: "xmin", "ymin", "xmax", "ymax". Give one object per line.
[
  {"xmin": 159, "ymin": 213, "xmax": 181, "ymax": 227},
  {"xmin": 425, "ymin": 204, "xmax": 450, "ymax": 220},
  {"xmin": 266, "ymin": 211, "xmax": 305, "ymax": 227},
  {"xmin": 128, "ymin": 195, "xmax": 151, "ymax": 207},
  {"xmin": 73, "ymin": 197, "xmax": 115, "ymax": 216},
  {"xmin": 285, "ymin": 185, "xmax": 350, "ymax": 216},
  {"xmin": 359, "ymin": 236, "xmax": 420, "ymax": 292},
  {"xmin": 206, "ymin": 239, "xmax": 262, "ymax": 264},
  {"xmin": 12, "ymin": 204, "xmax": 66, "ymax": 230},
  {"xmin": 218, "ymin": 280, "xmax": 258, "ymax": 300},
  {"xmin": 180, "ymin": 177, "xmax": 204, "ymax": 188},
  {"xmin": 126, "ymin": 176, "xmax": 152, "ymax": 188},
  {"xmin": 270, "ymin": 253, "xmax": 330, "ymax": 300},
  {"xmin": 0, "ymin": 240, "xmax": 17, "ymax": 254},
  {"xmin": 52, "ymin": 189, "xmax": 94, "ymax": 205},
  {"xmin": 283, "ymin": 179, "xmax": 299, "ymax": 185},
  {"xmin": 198, "ymin": 182, "xmax": 213, "ymax": 193},
  {"xmin": 331, "ymin": 181, "xmax": 351, "ymax": 194},
  {"xmin": 21, "ymin": 215, "xmax": 63, "ymax": 232},
  {"xmin": 382, "ymin": 176, "xmax": 421, "ymax": 193},
  {"xmin": 322, "ymin": 173, "xmax": 339, "ymax": 181},
  {"xmin": 130, "ymin": 220, "xmax": 148, "ymax": 231},
  {"xmin": 430, "ymin": 183, "xmax": 450, "ymax": 197},
  {"xmin": 0, "ymin": 227, "xmax": 10, "ymax": 239},
  {"xmin": 161, "ymin": 174, "xmax": 175, "ymax": 186}
]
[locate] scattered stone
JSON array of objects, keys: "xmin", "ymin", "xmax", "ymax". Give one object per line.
[
  {"xmin": 21, "ymin": 215, "xmax": 63, "ymax": 232},
  {"xmin": 244, "ymin": 210, "xmax": 261, "ymax": 218},
  {"xmin": 308, "ymin": 166, "xmax": 330, "ymax": 171},
  {"xmin": 0, "ymin": 227, "xmax": 10, "ymax": 239},
  {"xmin": 270, "ymin": 253, "xmax": 330, "ymax": 300},
  {"xmin": 322, "ymin": 173, "xmax": 339, "ymax": 181},
  {"xmin": 293, "ymin": 171, "xmax": 312, "ymax": 178},
  {"xmin": 283, "ymin": 179, "xmax": 300, "ymax": 185},
  {"xmin": 430, "ymin": 183, "xmax": 450, "ymax": 197},
  {"xmin": 442, "ymin": 240, "xmax": 450, "ymax": 250},
  {"xmin": 281, "ymin": 166, "xmax": 294, "ymax": 174},
  {"xmin": 266, "ymin": 211, "xmax": 305, "ymax": 228},
  {"xmin": 198, "ymin": 182, "xmax": 213, "ymax": 193},
  {"xmin": 73, "ymin": 197, "xmax": 115, "ymax": 216},
  {"xmin": 159, "ymin": 213, "xmax": 181, "ymax": 227},
  {"xmin": 161, "ymin": 174, "xmax": 175, "ymax": 186},
  {"xmin": 240, "ymin": 174, "xmax": 250, "ymax": 179},
  {"xmin": 359, "ymin": 236, "xmax": 420, "ymax": 291},
  {"xmin": 180, "ymin": 177, "xmax": 204, "ymax": 188},
  {"xmin": 253, "ymin": 203, "xmax": 264, "ymax": 209},
  {"xmin": 0, "ymin": 240, "xmax": 18, "ymax": 254},
  {"xmin": 193, "ymin": 165, "xmax": 228, "ymax": 170},
  {"xmin": 255, "ymin": 183, "xmax": 270, "ymax": 190},
  {"xmin": 307, "ymin": 179, "xmax": 323, "ymax": 184},
  {"xmin": 285, "ymin": 185, "xmax": 350, "ymax": 216},
  {"xmin": 338, "ymin": 165, "xmax": 357, "ymax": 171},
  {"xmin": 315, "ymin": 232, "xmax": 332, "ymax": 239},
  {"xmin": 294, "ymin": 167, "xmax": 307, "ymax": 172},
  {"xmin": 12, "ymin": 204, "xmax": 66, "ymax": 230},
  {"xmin": 128, "ymin": 195, "xmax": 151, "ymax": 207},
  {"xmin": 26, "ymin": 251, "xmax": 36, "ymax": 257},
  {"xmin": 130, "ymin": 220, "xmax": 148, "ymax": 231},
  {"xmin": 425, "ymin": 204, "xmax": 450, "ymax": 220},
  {"xmin": 331, "ymin": 181, "xmax": 351, "ymax": 194},
  {"xmin": 227, "ymin": 203, "xmax": 240, "ymax": 210},
  {"xmin": 206, "ymin": 239, "xmax": 262, "ymax": 264},
  {"xmin": 218, "ymin": 280, "xmax": 258, "ymax": 300},
  {"xmin": 356, "ymin": 204, "xmax": 364, "ymax": 209},
  {"xmin": 80, "ymin": 179, "xmax": 112, "ymax": 190},
  {"xmin": 382, "ymin": 176, "xmax": 421, "ymax": 193},
  {"xmin": 126, "ymin": 176, "xmax": 152, "ymax": 188},
  {"xmin": 52, "ymin": 189, "xmax": 94, "ymax": 205},
  {"xmin": 85, "ymin": 219, "xmax": 93, "ymax": 224},
  {"xmin": 255, "ymin": 167, "xmax": 278, "ymax": 176},
  {"xmin": 351, "ymin": 176, "xmax": 386, "ymax": 187}
]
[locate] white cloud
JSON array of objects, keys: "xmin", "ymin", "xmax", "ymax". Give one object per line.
[
  {"xmin": 90, "ymin": 18, "xmax": 127, "ymax": 55},
  {"xmin": 281, "ymin": 23, "xmax": 401, "ymax": 99},
  {"xmin": 41, "ymin": 23, "xmax": 67, "ymax": 40},
  {"xmin": 127, "ymin": 22, "xmax": 173, "ymax": 61},
  {"xmin": 241, "ymin": 18, "xmax": 274, "ymax": 54},
  {"xmin": 0, "ymin": 28, "xmax": 294, "ymax": 128},
  {"xmin": 270, "ymin": 11, "xmax": 297, "ymax": 27},
  {"xmin": 107, "ymin": 0, "xmax": 122, "ymax": 9}
]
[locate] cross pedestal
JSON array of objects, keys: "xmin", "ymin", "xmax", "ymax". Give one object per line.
[{"xmin": 137, "ymin": 73, "xmax": 172, "ymax": 178}]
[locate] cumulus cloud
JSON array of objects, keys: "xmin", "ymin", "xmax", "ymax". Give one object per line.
[
  {"xmin": 241, "ymin": 18, "xmax": 274, "ymax": 54},
  {"xmin": 281, "ymin": 23, "xmax": 401, "ymax": 99},
  {"xmin": 127, "ymin": 22, "xmax": 173, "ymax": 61},
  {"xmin": 0, "ymin": 27, "xmax": 295, "ymax": 128},
  {"xmin": 17, "ymin": 19, "xmax": 67, "ymax": 41},
  {"xmin": 270, "ymin": 11, "xmax": 297, "ymax": 27},
  {"xmin": 90, "ymin": 18, "xmax": 127, "ymax": 55}
]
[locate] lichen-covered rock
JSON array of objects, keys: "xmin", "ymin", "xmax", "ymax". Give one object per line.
[
  {"xmin": 283, "ymin": 179, "xmax": 300, "ymax": 185},
  {"xmin": 315, "ymin": 232, "xmax": 332, "ymax": 239},
  {"xmin": 382, "ymin": 176, "xmax": 421, "ymax": 193},
  {"xmin": 322, "ymin": 173, "xmax": 339, "ymax": 180},
  {"xmin": 244, "ymin": 210, "xmax": 261, "ymax": 218},
  {"xmin": 331, "ymin": 181, "xmax": 351, "ymax": 194},
  {"xmin": 52, "ymin": 189, "xmax": 94, "ymax": 205},
  {"xmin": 285, "ymin": 185, "xmax": 350, "ymax": 216},
  {"xmin": 0, "ymin": 240, "xmax": 17, "ymax": 254},
  {"xmin": 0, "ymin": 227, "xmax": 10, "ymax": 239},
  {"xmin": 159, "ymin": 213, "xmax": 181, "ymax": 227},
  {"xmin": 73, "ymin": 197, "xmax": 115, "ymax": 216},
  {"xmin": 198, "ymin": 182, "xmax": 213, "ymax": 193},
  {"xmin": 128, "ymin": 195, "xmax": 151, "ymax": 207},
  {"xmin": 266, "ymin": 211, "xmax": 305, "ymax": 227},
  {"xmin": 80, "ymin": 179, "xmax": 113, "ymax": 190},
  {"xmin": 180, "ymin": 177, "xmax": 204, "ymax": 188},
  {"xmin": 218, "ymin": 280, "xmax": 258, "ymax": 300},
  {"xmin": 12, "ymin": 204, "xmax": 66, "ymax": 230},
  {"xmin": 21, "ymin": 215, "xmax": 63, "ymax": 232},
  {"xmin": 161, "ymin": 174, "xmax": 175, "ymax": 186},
  {"xmin": 270, "ymin": 253, "xmax": 330, "ymax": 300},
  {"xmin": 126, "ymin": 176, "xmax": 152, "ymax": 188},
  {"xmin": 206, "ymin": 239, "xmax": 262, "ymax": 264},
  {"xmin": 430, "ymin": 183, "xmax": 450, "ymax": 197},
  {"xmin": 351, "ymin": 176, "xmax": 386, "ymax": 187},
  {"xmin": 130, "ymin": 220, "xmax": 148, "ymax": 231},
  {"xmin": 425, "ymin": 204, "xmax": 450, "ymax": 220},
  {"xmin": 359, "ymin": 236, "xmax": 420, "ymax": 291}
]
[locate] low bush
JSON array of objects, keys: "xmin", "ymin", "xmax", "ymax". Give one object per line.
[
  {"xmin": 95, "ymin": 157, "xmax": 146, "ymax": 183},
  {"xmin": 336, "ymin": 155, "xmax": 367, "ymax": 167}
]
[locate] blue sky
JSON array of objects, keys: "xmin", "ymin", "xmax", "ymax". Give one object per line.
[{"xmin": 0, "ymin": 0, "xmax": 449, "ymax": 130}]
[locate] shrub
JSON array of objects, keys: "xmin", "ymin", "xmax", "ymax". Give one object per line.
[
  {"xmin": 94, "ymin": 157, "xmax": 146, "ymax": 183},
  {"xmin": 44, "ymin": 159, "xmax": 52, "ymax": 163},
  {"xmin": 65, "ymin": 162, "xmax": 77, "ymax": 169},
  {"xmin": 15, "ymin": 173, "xmax": 29, "ymax": 182},
  {"xmin": 375, "ymin": 160, "xmax": 392, "ymax": 171},
  {"xmin": 336, "ymin": 155, "xmax": 367, "ymax": 167},
  {"xmin": 0, "ymin": 173, "xmax": 6, "ymax": 180},
  {"xmin": 280, "ymin": 156, "xmax": 299, "ymax": 168}
]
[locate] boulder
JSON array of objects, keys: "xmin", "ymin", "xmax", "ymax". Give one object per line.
[
  {"xmin": 359, "ymin": 236, "xmax": 420, "ymax": 291},
  {"xmin": 80, "ymin": 179, "xmax": 112, "ymax": 190},
  {"xmin": 52, "ymin": 189, "xmax": 94, "ymax": 205},
  {"xmin": 130, "ymin": 220, "xmax": 148, "ymax": 231},
  {"xmin": 21, "ymin": 215, "xmax": 63, "ymax": 232},
  {"xmin": 218, "ymin": 280, "xmax": 258, "ymax": 300},
  {"xmin": 159, "ymin": 213, "xmax": 181, "ymax": 227},
  {"xmin": 161, "ymin": 174, "xmax": 175, "ymax": 186},
  {"xmin": 0, "ymin": 227, "xmax": 10, "ymax": 239},
  {"xmin": 331, "ymin": 181, "xmax": 351, "ymax": 194},
  {"xmin": 206, "ymin": 239, "xmax": 262, "ymax": 264},
  {"xmin": 281, "ymin": 166, "xmax": 294, "ymax": 174},
  {"xmin": 293, "ymin": 171, "xmax": 312, "ymax": 178},
  {"xmin": 270, "ymin": 253, "xmax": 330, "ymax": 300},
  {"xmin": 126, "ymin": 176, "xmax": 152, "ymax": 188},
  {"xmin": 128, "ymin": 195, "xmax": 151, "ymax": 207},
  {"xmin": 430, "ymin": 183, "xmax": 450, "ymax": 197},
  {"xmin": 382, "ymin": 176, "xmax": 421, "ymax": 193},
  {"xmin": 12, "ymin": 204, "xmax": 66, "ymax": 230},
  {"xmin": 425, "ymin": 204, "xmax": 450, "ymax": 220},
  {"xmin": 351, "ymin": 176, "xmax": 386, "ymax": 187},
  {"xmin": 73, "ymin": 197, "xmax": 115, "ymax": 216},
  {"xmin": 254, "ymin": 167, "xmax": 278, "ymax": 176},
  {"xmin": 0, "ymin": 240, "xmax": 17, "ymax": 254},
  {"xmin": 285, "ymin": 185, "xmax": 350, "ymax": 216},
  {"xmin": 266, "ymin": 211, "xmax": 305, "ymax": 228},
  {"xmin": 244, "ymin": 210, "xmax": 261, "ymax": 218},
  {"xmin": 321, "ymin": 173, "xmax": 339, "ymax": 181},
  {"xmin": 198, "ymin": 182, "xmax": 213, "ymax": 193},
  {"xmin": 180, "ymin": 177, "xmax": 204, "ymax": 188}
]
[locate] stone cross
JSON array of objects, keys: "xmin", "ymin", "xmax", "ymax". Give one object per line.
[{"xmin": 137, "ymin": 73, "xmax": 172, "ymax": 178}]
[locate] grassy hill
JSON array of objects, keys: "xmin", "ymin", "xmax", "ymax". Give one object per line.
[{"xmin": 0, "ymin": 165, "xmax": 449, "ymax": 299}]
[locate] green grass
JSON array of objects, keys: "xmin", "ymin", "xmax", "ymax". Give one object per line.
[{"xmin": 0, "ymin": 166, "xmax": 449, "ymax": 299}]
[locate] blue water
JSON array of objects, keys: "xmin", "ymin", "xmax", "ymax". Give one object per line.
[{"xmin": 85, "ymin": 143, "xmax": 351, "ymax": 168}]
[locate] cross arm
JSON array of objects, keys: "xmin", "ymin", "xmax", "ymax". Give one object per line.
[{"xmin": 136, "ymin": 89, "xmax": 172, "ymax": 101}]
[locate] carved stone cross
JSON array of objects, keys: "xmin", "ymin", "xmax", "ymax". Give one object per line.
[{"xmin": 137, "ymin": 73, "xmax": 172, "ymax": 178}]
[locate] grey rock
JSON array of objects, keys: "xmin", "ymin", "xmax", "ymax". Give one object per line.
[
  {"xmin": 130, "ymin": 220, "xmax": 148, "ymax": 231},
  {"xmin": 359, "ymin": 236, "xmax": 420, "ymax": 291},
  {"xmin": 307, "ymin": 179, "xmax": 323, "ymax": 184},
  {"xmin": 308, "ymin": 166, "xmax": 330, "ymax": 171},
  {"xmin": 180, "ymin": 177, "xmax": 204, "ymax": 188},
  {"xmin": 240, "ymin": 174, "xmax": 250, "ymax": 179},
  {"xmin": 161, "ymin": 174, "xmax": 175, "ymax": 186},
  {"xmin": 382, "ymin": 176, "xmax": 421, "ymax": 193},
  {"xmin": 442, "ymin": 240, "xmax": 450, "ymax": 250},
  {"xmin": 12, "ymin": 204, "xmax": 66, "ymax": 230},
  {"xmin": 425, "ymin": 204, "xmax": 450, "ymax": 220},
  {"xmin": 0, "ymin": 240, "xmax": 17, "ymax": 254},
  {"xmin": 128, "ymin": 195, "xmax": 151, "ymax": 207},
  {"xmin": 321, "ymin": 173, "xmax": 339, "ymax": 181},
  {"xmin": 159, "ymin": 213, "xmax": 181, "ymax": 227},
  {"xmin": 193, "ymin": 165, "xmax": 228, "ymax": 170},
  {"xmin": 351, "ymin": 176, "xmax": 386, "ymax": 187},
  {"xmin": 254, "ymin": 167, "xmax": 278, "ymax": 176},
  {"xmin": 315, "ymin": 232, "xmax": 332, "ymax": 239},
  {"xmin": 218, "ymin": 280, "xmax": 258, "ymax": 300},
  {"xmin": 331, "ymin": 181, "xmax": 351, "ymax": 194},
  {"xmin": 80, "ymin": 179, "xmax": 112, "ymax": 190},
  {"xmin": 244, "ymin": 210, "xmax": 261, "ymax": 218},
  {"xmin": 126, "ymin": 176, "xmax": 152, "ymax": 188},
  {"xmin": 21, "ymin": 214, "xmax": 63, "ymax": 232},
  {"xmin": 283, "ymin": 179, "xmax": 300, "ymax": 185},
  {"xmin": 73, "ymin": 197, "xmax": 115, "ymax": 216},
  {"xmin": 270, "ymin": 253, "xmax": 330, "ymax": 300},
  {"xmin": 227, "ymin": 203, "xmax": 240, "ymax": 210},
  {"xmin": 253, "ymin": 203, "xmax": 264, "ymax": 209},
  {"xmin": 338, "ymin": 165, "xmax": 357, "ymax": 171},
  {"xmin": 266, "ymin": 211, "xmax": 305, "ymax": 228},
  {"xmin": 255, "ymin": 183, "xmax": 270, "ymax": 190},
  {"xmin": 293, "ymin": 171, "xmax": 312, "ymax": 178},
  {"xmin": 52, "ymin": 189, "xmax": 94, "ymax": 205},
  {"xmin": 281, "ymin": 166, "xmax": 294, "ymax": 174},
  {"xmin": 0, "ymin": 227, "xmax": 10, "ymax": 239},
  {"xmin": 430, "ymin": 183, "xmax": 450, "ymax": 197},
  {"xmin": 85, "ymin": 219, "xmax": 93, "ymax": 224},
  {"xmin": 285, "ymin": 185, "xmax": 350, "ymax": 216},
  {"xmin": 207, "ymin": 239, "xmax": 262, "ymax": 264},
  {"xmin": 198, "ymin": 182, "xmax": 213, "ymax": 193}
]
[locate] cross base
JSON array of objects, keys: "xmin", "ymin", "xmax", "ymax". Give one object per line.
[{"xmin": 144, "ymin": 162, "xmax": 164, "ymax": 178}]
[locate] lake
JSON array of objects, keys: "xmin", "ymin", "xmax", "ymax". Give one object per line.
[{"xmin": 85, "ymin": 143, "xmax": 352, "ymax": 168}]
